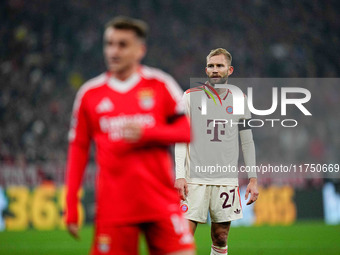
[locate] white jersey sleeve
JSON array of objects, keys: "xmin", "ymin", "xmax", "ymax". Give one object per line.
[
  {"xmin": 175, "ymin": 92, "xmax": 190, "ymax": 179},
  {"xmin": 240, "ymin": 129, "xmax": 257, "ymax": 179},
  {"xmin": 243, "ymin": 94, "xmax": 252, "ymax": 120},
  {"xmin": 239, "ymin": 94, "xmax": 257, "ymax": 178},
  {"xmin": 175, "ymin": 143, "xmax": 187, "ymax": 179}
]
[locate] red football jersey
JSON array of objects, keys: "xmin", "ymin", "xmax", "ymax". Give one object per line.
[{"xmin": 65, "ymin": 65, "xmax": 190, "ymax": 225}]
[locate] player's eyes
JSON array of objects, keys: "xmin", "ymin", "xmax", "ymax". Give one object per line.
[
  {"xmin": 119, "ymin": 42, "xmax": 127, "ymax": 47},
  {"xmin": 207, "ymin": 64, "xmax": 224, "ymax": 68},
  {"xmin": 115, "ymin": 40, "xmax": 129, "ymax": 48},
  {"xmin": 103, "ymin": 40, "xmax": 128, "ymax": 48}
]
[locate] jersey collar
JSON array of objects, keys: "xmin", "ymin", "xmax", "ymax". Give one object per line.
[{"xmin": 107, "ymin": 72, "xmax": 141, "ymax": 93}]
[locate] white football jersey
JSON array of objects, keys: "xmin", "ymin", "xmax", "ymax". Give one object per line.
[{"xmin": 176, "ymin": 83, "xmax": 251, "ymax": 186}]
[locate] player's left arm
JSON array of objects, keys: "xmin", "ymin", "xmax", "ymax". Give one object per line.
[
  {"xmin": 123, "ymin": 73, "xmax": 190, "ymax": 144},
  {"xmin": 123, "ymin": 114, "xmax": 190, "ymax": 144},
  {"xmin": 239, "ymin": 93, "xmax": 259, "ymax": 205},
  {"xmin": 240, "ymin": 128, "xmax": 259, "ymax": 205}
]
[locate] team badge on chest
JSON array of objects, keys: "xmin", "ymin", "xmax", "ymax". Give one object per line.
[{"xmin": 138, "ymin": 88, "xmax": 155, "ymax": 110}]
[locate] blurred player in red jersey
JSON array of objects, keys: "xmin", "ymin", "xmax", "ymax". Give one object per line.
[{"xmin": 65, "ymin": 16, "xmax": 195, "ymax": 255}]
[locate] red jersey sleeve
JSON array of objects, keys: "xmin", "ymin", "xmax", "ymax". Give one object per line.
[
  {"xmin": 141, "ymin": 115, "xmax": 190, "ymax": 144},
  {"xmin": 65, "ymin": 91, "xmax": 92, "ymax": 225},
  {"xmin": 161, "ymin": 73, "xmax": 186, "ymax": 118}
]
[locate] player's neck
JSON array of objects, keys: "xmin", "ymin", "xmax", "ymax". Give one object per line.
[
  {"xmin": 110, "ymin": 65, "xmax": 139, "ymax": 81},
  {"xmin": 215, "ymin": 88, "xmax": 227, "ymax": 95},
  {"xmin": 207, "ymin": 82, "xmax": 228, "ymax": 95}
]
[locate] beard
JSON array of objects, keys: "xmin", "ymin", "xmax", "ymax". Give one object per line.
[{"xmin": 208, "ymin": 75, "xmax": 228, "ymax": 86}]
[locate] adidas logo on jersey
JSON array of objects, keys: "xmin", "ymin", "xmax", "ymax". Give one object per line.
[
  {"xmin": 96, "ymin": 98, "xmax": 114, "ymax": 113},
  {"xmin": 234, "ymin": 209, "xmax": 241, "ymax": 214}
]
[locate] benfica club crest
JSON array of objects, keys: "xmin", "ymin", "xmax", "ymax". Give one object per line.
[
  {"xmin": 138, "ymin": 88, "xmax": 155, "ymax": 110},
  {"xmin": 97, "ymin": 234, "xmax": 111, "ymax": 253}
]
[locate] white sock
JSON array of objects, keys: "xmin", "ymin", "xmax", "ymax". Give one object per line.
[{"xmin": 210, "ymin": 244, "xmax": 228, "ymax": 254}]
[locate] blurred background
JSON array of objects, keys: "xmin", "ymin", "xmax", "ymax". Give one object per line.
[{"xmin": 0, "ymin": 0, "xmax": 340, "ymax": 254}]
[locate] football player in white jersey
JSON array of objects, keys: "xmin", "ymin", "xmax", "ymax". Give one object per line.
[{"xmin": 175, "ymin": 48, "xmax": 259, "ymax": 255}]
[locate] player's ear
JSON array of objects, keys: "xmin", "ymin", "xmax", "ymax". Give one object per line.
[
  {"xmin": 228, "ymin": 66, "xmax": 234, "ymax": 76},
  {"xmin": 141, "ymin": 43, "xmax": 147, "ymax": 58},
  {"xmin": 205, "ymin": 67, "xmax": 208, "ymax": 75},
  {"xmin": 137, "ymin": 43, "xmax": 147, "ymax": 62}
]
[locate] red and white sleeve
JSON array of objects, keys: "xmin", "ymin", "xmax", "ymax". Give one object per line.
[{"xmin": 65, "ymin": 92, "xmax": 92, "ymax": 225}]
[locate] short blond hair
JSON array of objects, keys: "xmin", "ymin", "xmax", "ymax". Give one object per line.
[{"xmin": 206, "ymin": 48, "xmax": 232, "ymax": 66}]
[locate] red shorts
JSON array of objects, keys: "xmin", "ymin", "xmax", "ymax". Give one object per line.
[{"xmin": 91, "ymin": 213, "xmax": 194, "ymax": 255}]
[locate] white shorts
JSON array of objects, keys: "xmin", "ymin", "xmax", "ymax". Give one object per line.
[{"xmin": 180, "ymin": 184, "xmax": 243, "ymax": 223}]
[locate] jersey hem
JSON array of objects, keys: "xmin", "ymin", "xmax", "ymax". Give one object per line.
[{"xmin": 187, "ymin": 181, "xmax": 239, "ymax": 186}]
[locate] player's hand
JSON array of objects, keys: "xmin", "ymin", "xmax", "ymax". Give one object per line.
[
  {"xmin": 67, "ymin": 223, "xmax": 80, "ymax": 240},
  {"xmin": 174, "ymin": 178, "xmax": 188, "ymax": 200},
  {"xmin": 245, "ymin": 178, "xmax": 259, "ymax": 205},
  {"xmin": 122, "ymin": 122, "xmax": 143, "ymax": 142}
]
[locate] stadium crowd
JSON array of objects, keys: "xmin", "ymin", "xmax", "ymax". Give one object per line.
[{"xmin": 0, "ymin": 0, "xmax": 339, "ymax": 186}]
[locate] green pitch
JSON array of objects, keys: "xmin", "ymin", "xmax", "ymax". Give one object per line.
[{"xmin": 0, "ymin": 222, "xmax": 339, "ymax": 255}]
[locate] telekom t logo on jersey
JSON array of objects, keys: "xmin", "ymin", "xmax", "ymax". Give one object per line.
[
  {"xmin": 206, "ymin": 119, "xmax": 225, "ymax": 142},
  {"xmin": 200, "ymin": 85, "xmax": 312, "ymax": 116}
]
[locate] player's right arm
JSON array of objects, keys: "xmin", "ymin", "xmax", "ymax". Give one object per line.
[
  {"xmin": 65, "ymin": 91, "xmax": 92, "ymax": 238},
  {"xmin": 174, "ymin": 92, "xmax": 190, "ymax": 200},
  {"xmin": 175, "ymin": 143, "xmax": 188, "ymax": 200}
]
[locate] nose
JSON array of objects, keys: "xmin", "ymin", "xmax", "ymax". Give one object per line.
[
  {"xmin": 111, "ymin": 44, "xmax": 120, "ymax": 56},
  {"xmin": 106, "ymin": 43, "xmax": 119, "ymax": 57}
]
